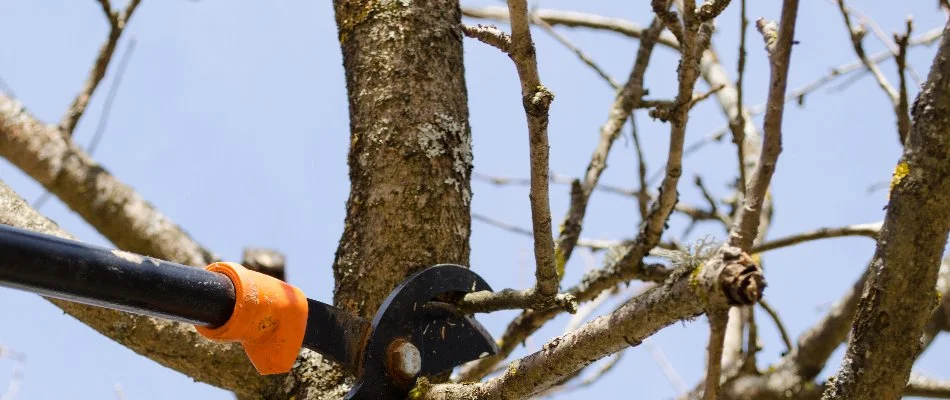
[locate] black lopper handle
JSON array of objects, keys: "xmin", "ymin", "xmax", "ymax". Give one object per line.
[{"xmin": 0, "ymin": 224, "xmax": 235, "ymax": 327}]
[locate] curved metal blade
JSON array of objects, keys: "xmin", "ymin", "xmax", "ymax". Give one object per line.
[{"xmin": 346, "ymin": 264, "xmax": 496, "ymax": 400}]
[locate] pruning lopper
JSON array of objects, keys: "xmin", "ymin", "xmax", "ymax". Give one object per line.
[{"xmin": 0, "ymin": 224, "xmax": 497, "ymax": 399}]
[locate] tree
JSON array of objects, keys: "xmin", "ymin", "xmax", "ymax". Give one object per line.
[{"xmin": 0, "ymin": 0, "xmax": 948, "ymax": 399}]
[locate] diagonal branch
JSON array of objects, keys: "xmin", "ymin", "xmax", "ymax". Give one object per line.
[
  {"xmin": 834, "ymin": 0, "xmax": 899, "ymax": 104},
  {"xmin": 529, "ymin": 14, "xmax": 620, "ymax": 89},
  {"xmin": 758, "ymin": 299, "xmax": 793, "ymax": 354},
  {"xmin": 424, "ymin": 249, "xmax": 765, "ymax": 399},
  {"xmin": 0, "ymin": 179, "xmax": 277, "ymax": 396},
  {"xmin": 60, "ymin": 0, "xmax": 141, "ymax": 136},
  {"xmin": 35, "ymin": 38, "xmax": 138, "ymax": 211},
  {"xmin": 823, "ymin": 19, "xmax": 950, "ymax": 399},
  {"xmin": 0, "ymin": 94, "xmax": 215, "ymax": 267}
]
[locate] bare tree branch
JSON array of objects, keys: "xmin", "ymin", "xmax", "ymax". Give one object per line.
[
  {"xmin": 60, "ymin": 0, "xmax": 141, "ymax": 135},
  {"xmin": 823, "ymin": 20, "xmax": 950, "ymax": 399},
  {"xmin": 458, "ymin": 0, "xmax": 720, "ymax": 382},
  {"xmin": 529, "ymin": 14, "xmax": 620, "ymax": 89},
  {"xmin": 833, "ymin": 0, "xmax": 918, "ymax": 147},
  {"xmin": 463, "ymin": 5, "xmax": 770, "ymax": 199},
  {"xmin": 458, "ymin": 7, "xmax": 668, "ymax": 316},
  {"xmin": 551, "ymin": 14, "xmax": 665, "ymax": 281},
  {"xmin": 907, "ymin": 373, "xmax": 950, "ymax": 399},
  {"xmin": 750, "ymin": 221, "xmax": 881, "ymax": 254},
  {"xmin": 703, "ymin": 310, "xmax": 730, "ymax": 400},
  {"xmin": 424, "ymin": 249, "xmax": 765, "ymax": 399},
  {"xmin": 741, "ymin": 306, "xmax": 759, "ymax": 372},
  {"xmin": 758, "ymin": 299, "xmax": 793, "ymax": 354},
  {"xmin": 727, "ymin": 7, "xmax": 800, "ymax": 250},
  {"xmin": 461, "ymin": 23, "xmax": 511, "ymax": 53},
  {"xmin": 462, "ymin": 6, "xmax": 684, "ymax": 49},
  {"xmin": 0, "ymin": 180, "xmax": 277, "ymax": 396},
  {"xmin": 835, "ymin": 0, "xmax": 899, "ymax": 104},
  {"xmin": 0, "ymin": 95, "xmax": 215, "ymax": 266},
  {"xmin": 733, "ymin": 0, "xmax": 750, "ymax": 194},
  {"xmin": 486, "ymin": 0, "xmax": 560, "ymax": 308},
  {"xmin": 649, "ymin": 342, "xmax": 689, "ymax": 395},
  {"xmin": 35, "ymin": 38, "xmax": 137, "ymax": 211},
  {"xmin": 895, "ymin": 18, "xmax": 914, "ymax": 145}
]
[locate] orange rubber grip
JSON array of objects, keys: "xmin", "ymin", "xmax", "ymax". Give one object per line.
[{"xmin": 195, "ymin": 262, "xmax": 308, "ymax": 375}]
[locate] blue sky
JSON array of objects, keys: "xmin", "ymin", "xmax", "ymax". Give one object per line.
[{"xmin": 0, "ymin": 0, "xmax": 946, "ymax": 398}]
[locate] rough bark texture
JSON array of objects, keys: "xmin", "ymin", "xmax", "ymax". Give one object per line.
[
  {"xmin": 823, "ymin": 21, "xmax": 950, "ymax": 400},
  {"xmin": 331, "ymin": 0, "xmax": 472, "ymax": 318},
  {"xmin": 0, "ymin": 94, "xmax": 215, "ymax": 267}
]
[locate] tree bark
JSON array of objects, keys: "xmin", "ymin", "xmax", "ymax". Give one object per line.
[
  {"xmin": 331, "ymin": 0, "xmax": 472, "ymax": 318},
  {"xmin": 822, "ymin": 20, "xmax": 950, "ymax": 400}
]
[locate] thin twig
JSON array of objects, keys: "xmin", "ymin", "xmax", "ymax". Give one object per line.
[
  {"xmin": 530, "ymin": 14, "xmax": 621, "ymax": 89},
  {"xmin": 34, "ymin": 38, "xmax": 137, "ymax": 211},
  {"xmin": 750, "ymin": 221, "xmax": 881, "ymax": 254},
  {"xmin": 695, "ymin": 176, "xmax": 726, "ymax": 226},
  {"xmin": 835, "ymin": 0, "xmax": 899, "ymax": 104},
  {"xmin": 658, "ymin": 25, "xmax": 944, "ymax": 184},
  {"xmin": 648, "ymin": 342, "xmax": 689, "ymax": 395},
  {"xmin": 758, "ymin": 299, "xmax": 793, "ymax": 354},
  {"xmin": 906, "ymin": 373, "xmax": 950, "ymax": 398},
  {"xmin": 60, "ymin": 0, "xmax": 141, "ymax": 135},
  {"xmin": 474, "ymin": 171, "xmax": 638, "ymax": 197},
  {"xmin": 631, "ymin": 115, "xmax": 650, "ymax": 219},
  {"xmin": 741, "ymin": 306, "xmax": 759, "ymax": 372},
  {"xmin": 461, "ymin": 23, "xmax": 511, "ymax": 53},
  {"xmin": 727, "ymin": 7, "xmax": 800, "ymax": 250},
  {"xmin": 550, "ymin": 14, "xmax": 666, "ymax": 284},
  {"xmin": 895, "ymin": 18, "xmax": 913, "ymax": 145},
  {"xmin": 733, "ymin": 0, "xmax": 749, "ymax": 194},
  {"xmin": 537, "ymin": 353, "xmax": 626, "ymax": 398},
  {"xmin": 834, "ymin": 0, "xmax": 922, "ymax": 84},
  {"xmin": 462, "ymin": 6, "xmax": 682, "ymax": 49},
  {"xmin": 472, "ymin": 212, "xmax": 622, "ymax": 251},
  {"xmin": 689, "ymin": 84, "xmax": 726, "ymax": 107}
]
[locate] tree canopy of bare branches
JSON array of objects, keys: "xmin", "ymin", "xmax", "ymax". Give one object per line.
[{"xmin": 0, "ymin": 0, "xmax": 947, "ymax": 399}]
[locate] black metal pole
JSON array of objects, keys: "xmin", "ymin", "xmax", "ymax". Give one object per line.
[{"xmin": 0, "ymin": 224, "xmax": 235, "ymax": 327}]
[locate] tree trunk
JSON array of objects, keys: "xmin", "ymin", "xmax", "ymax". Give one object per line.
[{"xmin": 331, "ymin": 0, "xmax": 473, "ymax": 318}]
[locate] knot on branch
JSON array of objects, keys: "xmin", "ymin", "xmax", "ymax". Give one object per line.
[
  {"xmin": 719, "ymin": 248, "xmax": 765, "ymax": 305},
  {"xmin": 523, "ymin": 85, "xmax": 554, "ymax": 117}
]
